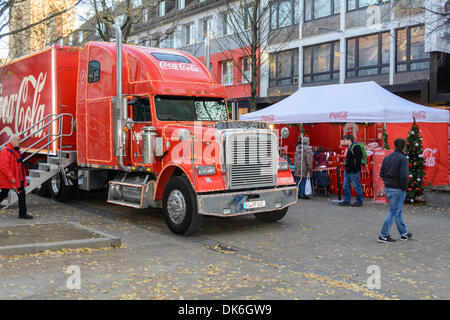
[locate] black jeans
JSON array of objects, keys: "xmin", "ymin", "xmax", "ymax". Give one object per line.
[{"xmin": 0, "ymin": 184, "xmax": 27, "ymax": 216}]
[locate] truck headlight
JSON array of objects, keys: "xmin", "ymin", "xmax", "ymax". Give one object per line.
[
  {"xmin": 278, "ymin": 161, "xmax": 289, "ymax": 171},
  {"xmin": 196, "ymin": 165, "xmax": 216, "ymax": 176}
]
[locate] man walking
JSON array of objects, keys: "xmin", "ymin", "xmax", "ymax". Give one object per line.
[
  {"xmin": 378, "ymin": 138, "xmax": 412, "ymax": 243},
  {"xmin": 339, "ymin": 134, "xmax": 364, "ymax": 207},
  {"xmin": 0, "ymin": 134, "xmax": 33, "ymax": 219}
]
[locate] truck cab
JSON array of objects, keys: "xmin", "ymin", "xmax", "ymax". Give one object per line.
[{"xmin": 73, "ymin": 40, "xmax": 297, "ymax": 235}]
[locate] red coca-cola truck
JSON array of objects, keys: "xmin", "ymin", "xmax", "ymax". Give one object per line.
[{"xmin": 0, "ymin": 27, "xmax": 297, "ymax": 235}]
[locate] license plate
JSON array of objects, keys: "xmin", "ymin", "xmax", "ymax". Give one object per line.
[{"xmin": 243, "ymin": 200, "xmax": 266, "ymax": 209}]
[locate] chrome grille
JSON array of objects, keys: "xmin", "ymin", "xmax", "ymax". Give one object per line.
[{"xmin": 227, "ymin": 132, "xmax": 277, "ymax": 189}]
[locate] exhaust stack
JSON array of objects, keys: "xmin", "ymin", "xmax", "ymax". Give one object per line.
[{"xmin": 112, "ymin": 24, "xmax": 131, "ymax": 172}]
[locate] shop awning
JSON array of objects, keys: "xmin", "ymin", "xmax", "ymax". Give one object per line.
[{"xmin": 240, "ymin": 81, "xmax": 449, "ymax": 124}]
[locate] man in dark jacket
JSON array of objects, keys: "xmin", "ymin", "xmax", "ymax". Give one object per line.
[
  {"xmin": 378, "ymin": 138, "xmax": 411, "ymax": 243},
  {"xmin": 339, "ymin": 134, "xmax": 363, "ymax": 207}
]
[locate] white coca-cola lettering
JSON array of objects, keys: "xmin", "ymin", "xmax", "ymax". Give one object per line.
[
  {"xmin": 329, "ymin": 111, "xmax": 349, "ymax": 120},
  {"xmin": 422, "ymin": 148, "xmax": 438, "ymax": 167},
  {"xmin": 412, "ymin": 111, "xmax": 426, "ymax": 119},
  {"xmin": 159, "ymin": 61, "xmax": 200, "ymax": 72},
  {"xmin": 0, "ymin": 72, "xmax": 47, "ymax": 137}
]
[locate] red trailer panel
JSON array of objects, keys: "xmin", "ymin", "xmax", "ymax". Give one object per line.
[{"xmin": 0, "ymin": 46, "xmax": 79, "ymax": 154}]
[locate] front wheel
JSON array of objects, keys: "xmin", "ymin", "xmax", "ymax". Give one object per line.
[
  {"xmin": 162, "ymin": 176, "xmax": 203, "ymax": 235},
  {"xmin": 254, "ymin": 207, "xmax": 288, "ymax": 222}
]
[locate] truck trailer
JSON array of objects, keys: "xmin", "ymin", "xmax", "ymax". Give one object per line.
[{"xmin": 0, "ymin": 28, "xmax": 297, "ymax": 235}]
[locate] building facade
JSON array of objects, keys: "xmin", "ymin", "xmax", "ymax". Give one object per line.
[
  {"xmin": 68, "ymin": 0, "xmax": 449, "ymax": 114},
  {"xmin": 8, "ymin": 0, "xmax": 77, "ymax": 59}
]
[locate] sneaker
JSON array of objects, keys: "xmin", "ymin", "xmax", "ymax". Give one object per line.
[
  {"xmin": 338, "ymin": 201, "xmax": 350, "ymax": 206},
  {"xmin": 401, "ymin": 233, "xmax": 412, "ymax": 241},
  {"xmin": 18, "ymin": 214, "xmax": 33, "ymax": 219},
  {"xmin": 351, "ymin": 202, "xmax": 363, "ymax": 207},
  {"xmin": 378, "ymin": 235, "xmax": 396, "ymax": 243}
]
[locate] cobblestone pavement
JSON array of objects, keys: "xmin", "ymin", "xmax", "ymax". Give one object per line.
[{"xmin": 0, "ymin": 192, "xmax": 448, "ymax": 300}]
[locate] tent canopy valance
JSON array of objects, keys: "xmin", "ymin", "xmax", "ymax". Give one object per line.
[{"xmin": 240, "ymin": 81, "xmax": 449, "ymax": 124}]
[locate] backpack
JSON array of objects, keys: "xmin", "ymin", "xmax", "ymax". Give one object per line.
[{"xmin": 350, "ymin": 142, "xmax": 367, "ymax": 166}]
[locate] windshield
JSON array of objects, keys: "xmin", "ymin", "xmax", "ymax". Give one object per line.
[{"xmin": 155, "ymin": 96, "xmax": 228, "ymax": 122}]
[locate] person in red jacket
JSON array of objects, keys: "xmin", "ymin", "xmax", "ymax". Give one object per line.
[{"xmin": 0, "ymin": 134, "xmax": 32, "ymax": 219}]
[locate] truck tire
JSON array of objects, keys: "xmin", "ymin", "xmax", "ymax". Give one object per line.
[
  {"xmin": 49, "ymin": 172, "xmax": 73, "ymax": 202},
  {"xmin": 32, "ymin": 160, "xmax": 50, "ymax": 197},
  {"xmin": 254, "ymin": 207, "xmax": 288, "ymax": 222},
  {"xmin": 162, "ymin": 176, "xmax": 203, "ymax": 235}
]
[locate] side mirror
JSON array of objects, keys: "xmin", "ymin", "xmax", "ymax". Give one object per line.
[{"xmin": 281, "ymin": 127, "xmax": 290, "ymax": 139}]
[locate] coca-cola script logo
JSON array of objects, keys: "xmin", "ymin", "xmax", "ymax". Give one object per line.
[
  {"xmin": 329, "ymin": 111, "xmax": 349, "ymax": 120},
  {"xmin": 0, "ymin": 72, "xmax": 47, "ymax": 138},
  {"xmin": 261, "ymin": 115, "xmax": 275, "ymax": 122},
  {"xmin": 422, "ymin": 148, "xmax": 438, "ymax": 167},
  {"xmin": 159, "ymin": 61, "xmax": 200, "ymax": 72},
  {"xmin": 412, "ymin": 111, "xmax": 426, "ymax": 120}
]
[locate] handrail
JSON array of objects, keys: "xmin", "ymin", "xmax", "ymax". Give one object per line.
[
  {"xmin": 21, "ymin": 114, "xmax": 73, "ymax": 153},
  {"xmin": 0, "ymin": 113, "xmax": 74, "ymax": 165}
]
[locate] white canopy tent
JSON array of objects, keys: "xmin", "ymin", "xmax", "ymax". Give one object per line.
[{"xmin": 240, "ymin": 81, "xmax": 449, "ymax": 124}]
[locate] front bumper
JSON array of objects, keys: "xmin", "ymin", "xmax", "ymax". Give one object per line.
[{"xmin": 197, "ymin": 185, "xmax": 298, "ymax": 217}]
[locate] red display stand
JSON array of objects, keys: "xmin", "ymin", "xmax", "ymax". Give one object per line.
[{"xmin": 372, "ymin": 150, "xmax": 394, "ymax": 203}]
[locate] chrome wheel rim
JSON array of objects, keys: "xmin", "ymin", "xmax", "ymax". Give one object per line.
[
  {"xmin": 167, "ymin": 189, "xmax": 186, "ymax": 224},
  {"xmin": 51, "ymin": 175, "xmax": 60, "ymax": 194}
]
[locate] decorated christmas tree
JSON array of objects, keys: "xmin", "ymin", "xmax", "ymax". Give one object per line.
[{"xmin": 405, "ymin": 120, "xmax": 426, "ymax": 202}]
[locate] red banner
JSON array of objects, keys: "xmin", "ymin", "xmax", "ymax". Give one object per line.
[{"xmin": 386, "ymin": 123, "xmax": 449, "ymax": 186}]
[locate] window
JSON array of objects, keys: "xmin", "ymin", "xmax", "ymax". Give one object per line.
[
  {"xmin": 201, "ymin": 18, "xmax": 213, "ymax": 40},
  {"xmin": 59, "ymin": 38, "xmax": 64, "ymax": 46},
  {"xmin": 151, "ymin": 52, "xmax": 191, "ymax": 63},
  {"xmin": 222, "ymin": 12, "xmax": 233, "ymax": 36},
  {"xmin": 132, "ymin": 0, "xmax": 142, "ymax": 8},
  {"xmin": 130, "ymin": 97, "xmax": 151, "ymax": 122},
  {"xmin": 270, "ymin": 0, "xmax": 299, "ymax": 30},
  {"xmin": 222, "ymin": 61, "xmax": 234, "ymax": 86},
  {"xmin": 269, "ymin": 48, "xmax": 299, "ymax": 87},
  {"xmin": 346, "ymin": 32, "xmax": 390, "ymax": 78},
  {"xmin": 244, "ymin": 6, "xmax": 253, "ymax": 30},
  {"xmin": 177, "ymin": 0, "xmax": 185, "ymax": 10},
  {"xmin": 78, "ymin": 31, "xmax": 83, "ymax": 44},
  {"xmin": 142, "ymin": 8, "xmax": 148, "ymax": 23},
  {"xmin": 305, "ymin": 0, "xmax": 340, "ymax": 21},
  {"xmin": 242, "ymin": 57, "xmax": 251, "ymax": 83},
  {"xmin": 68, "ymin": 34, "xmax": 73, "ymax": 46},
  {"xmin": 184, "ymin": 24, "xmax": 195, "ymax": 45},
  {"xmin": 155, "ymin": 96, "xmax": 228, "ymax": 121},
  {"xmin": 396, "ymin": 25, "xmax": 429, "ymax": 72},
  {"xmin": 88, "ymin": 60, "xmax": 100, "ymax": 83},
  {"xmin": 303, "ymin": 41, "xmax": 340, "ymax": 83},
  {"xmin": 347, "ymin": 0, "xmax": 389, "ymax": 11},
  {"xmin": 158, "ymin": 1, "xmax": 165, "ymax": 17}
]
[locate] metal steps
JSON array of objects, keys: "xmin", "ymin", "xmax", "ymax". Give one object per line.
[{"xmin": 1, "ymin": 151, "xmax": 77, "ymax": 209}]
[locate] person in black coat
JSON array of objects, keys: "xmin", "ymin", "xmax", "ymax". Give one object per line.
[
  {"xmin": 378, "ymin": 138, "xmax": 412, "ymax": 243},
  {"xmin": 339, "ymin": 134, "xmax": 364, "ymax": 207}
]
